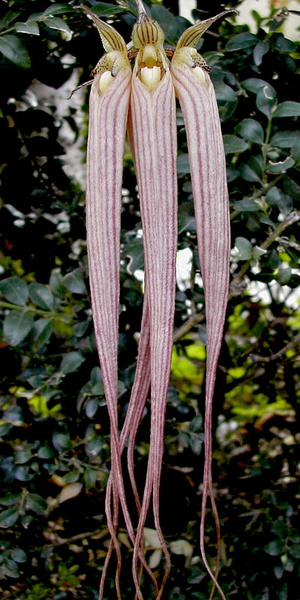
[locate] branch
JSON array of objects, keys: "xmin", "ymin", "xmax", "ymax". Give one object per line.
[
  {"xmin": 46, "ymin": 527, "xmax": 109, "ymax": 548},
  {"xmin": 173, "ymin": 210, "xmax": 300, "ymax": 342},
  {"xmin": 249, "ymin": 334, "xmax": 300, "ymax": 364}
]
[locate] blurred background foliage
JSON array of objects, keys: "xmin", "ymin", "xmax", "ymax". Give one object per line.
[{"xmin": 0, "ymin": 0, "xmax": 300, "ymax": 599}]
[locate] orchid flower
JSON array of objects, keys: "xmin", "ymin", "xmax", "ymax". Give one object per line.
[{"xmin": 84, "ymin": 2, "xmax": 232, "ymax": 599}]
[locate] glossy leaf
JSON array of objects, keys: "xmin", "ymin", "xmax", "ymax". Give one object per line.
[
  {"xmin": 15, "ymin": 20, "xmax": 40, "ymax": 36},
  {"xmin": 0, "ymin": 35, "xmax": 31, "ymax": 68},
  {"xmin": 10, "ymin": 548, "xmax": 27, "ymax": 563},
  {"xmin": 241, "ymin": 77, "xmax": 270, "ymax": 93},
  {"xmin": 240, "ymin": 163, "xmax": 262, "ymax": 183},
  {"xmin": 42, "ymin": 4, "xmax": 75, "ymax": 16},
  {"xmin": 33, "ymin": 318, "xmax": 53, "ymax": 350},
  {"xmin": 223, "ymin": 135, "xmax": 248, "ymax": 154},
  {"xmin": 63, "ymin": 269, "xmax": 87, "ymax": 294},
  {"xmin": 0, "ymin": 508, "xmax": 19, "ymax": 528},
  {"xmin": 267, "ymin": 157, "xmax": 295, "ymax": 173},
  {"xmin": 177, "ymin": 153, "xmax": 190, "ymax": 174},
  {"xmin": 256, "ymin": 84, "xmax": 277, "ymax": 118},
  {"xmin": 270, "ymin": 131, "xmax": 300, "ymax": 148},
  {"xmin": 236, "ymin": 118, "xmax": 264, "ymax": 144},
  {"xmin": 253, "ymin": 40, "xmax": 269, "ymax": 66},
  {"xmin": 29, "ymin": 283, "xmax": 54, "ymax": 310},
  {"xmin": 60, "ymin": 351, "xmax": 85, "ymax": 374},
  {"xmin": 25, "ymin": 493, "xmax": 47, "ymax": 515},
  {"xmin": 225, "ymin": 32, "xmax": 257, "ymax": 51},
  {"xmin": 3, "ymin": 311, "xmax": 34, "ymax": 346},
  {"xmin": 234, "ymin": 237, "xmax": 253, "ymax": 260},
  {"xmin": 0, "ymin": 277, "xmax": 28, "ymax": 306},
  {"xmin": 42, "ymin": 17, "xmax": 72, "ymax": 37},
  {"xmin": 273, "ymin": 101, "xmax": 300, "ymax": 118}
]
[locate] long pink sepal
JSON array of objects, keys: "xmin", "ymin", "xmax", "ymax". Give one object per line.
[
  {"xmin": 86, "ymin": 69, "xmax": 131, "ymax": 599},
  {"xmin": 129, "ymin": 68, "xmax": 177, "ymax": 599},
  {"xmin": 171, "ymin": 61, "xmax": 230, "ymax": 600}
]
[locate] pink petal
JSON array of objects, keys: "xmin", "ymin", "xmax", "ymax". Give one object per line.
[
  {"xmin": 171, "ymin": 62, "xmax": 230, "ymax": 600},
  {"xmin": 129, "ymin": 68, "xmax": 177, "ymax": 599},
  {"xmin": 86, "ymin": 68, "xmax": 131, "ymax": 599}
]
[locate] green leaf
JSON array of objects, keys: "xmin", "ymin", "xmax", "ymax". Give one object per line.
[
  {"xmin": 10, "ymin": 548, "xmax": 26, "ymax": 563},
  {"xmin": 0, "ymin": 35, "xmax": 31, "ymax": 68},
  {"xmin": 256, "ymin": 84, "xmax": 277, "ymax": 118},
  {"xmin": 42, "ymin": 17, "xmax": 72, "ymax": 38},
  {"xmin": 225, "ymin": 32, "xmax": 257, "ymax": 51},
  {"xmin": 0, "ymin": 277, "xmax": 28, "ymax": 306},
  {"xmin": 52, "ymin": 432, "xmax": 72, "ymax": 452},
  {"xmin": 49, "ymin": 269, "xmax": 65, "ymax": 296},
  {"xmin": 0, "ymin": 494, "xmax": 21, "ymax": 507},
  {"xmin": 84, "ymin": 467, "xmax": 97, "ymax": 489},
  {"xmin": 14, "ymin": 465, "xmax": 34, "ymax": 482},
  {"xmin": 85, "ymin": 2, "xmax": 125, "ymax": 17},
  {"xmin": 60, "ymin": 351, "xmax": 85, "ymax": 374},
  {"xmin": 273, "ymin": 101, "xmax": 300, "ymax": 118},
  {"xmin": 267, "ymin": 157, "xmax": 295, "ymax": 173},
  {"xmin": 4, "ymin": 559, "xmax": 19, "ymax": 578},
  {"xmin": 25, "ymin": 493, "xmax": 47, "ymax": 515},
  {"xmin": 177, "ymin": 153, "xmax": 190, "ymax": 174},
  {"xmin": 37, "ymin": 445, "xmax": 55, "ymax": 459},
  {"xmin": 277, "ymin": 266, "xmax": 292, "ymax": 285},
  {"xmin": 236, "ymin": 119, "xmax": 264, "ymax": 144},
  {"xmin": 274, "ymin": 36, "xmax": 297, "ymax": 53},
  {"xmin": 223, "ymin": 135, "xmax": 248, "ymax": 154},
  {"xmin": 289, "ymin": 545, "xmax": 300, "ymax": 559},
  {"xmin": 266, "ymin": 187, "xmax": 293, "ymax": 215},
  {"xmin": 214, "ymin": 81, "xmax": 237, "ymax": 103},
  {"xmin": 253, "ymin": 40, "xmax": 269, "ymax": 66},
  {"xmin": 63, "ymin": 269, "xmax": 87, "ymax": 295},
  {"xmin": 15, "ymin": 20, "xmax": 40, "ymax": 36},
  {"xmin": 0, "ymin": 508, "xmax": 19, "ymax": 528},
  {"xmin": 234, "ymin": 237, "xmax": 253, "ymax": 261},
  {"xmin": 240, "ymin": 164, "xmax": 262, "ymax": 183},
  {"xmin": 125, "ymin": 238, "xmax": 144, "ymax": 274},
  {"xmin": 85, "ymin": 399, "xmax": 99, "ymax": 419},
  {"xmin": 29, "ymin": 283, "xmax": 54, "ymax": 310},
  {"xmin": 232, "ymin": 199, "xmax": 259, "ymax": 212},
  {"xmin": 0, "ymin": 12, "xmax": 21, "ymax": 31},
  {"xmin": 291, "ymin": 139, "xmax": 300, "ymax": 163},
  {"xmin": 3, "ymin": 311, "xmax": 34, "ymax": 346},
  {"xmin": 264, "ymin": 540, "xmax": 283, "ymax": 556},
  {"xmin": 85, "ymin": 436, "xmax": 104, "ymax": 459},
  {"xmin": 270, "ymin": 131, "xmax": 300, "ymax": 148},
  {"xmin": 151, "ymin": 5, "xmax": 178, "ymax": 44},
  {"xmin": 42, "ymin": 4, "xmax": 75, "ymax": 16},
  {"xmin": 15, "ymin": 448, "xmax": 32, "ymax": 464},
  {"xmin": 241, "ymin": 78, "xmax": 270, "ymax": 93},
  {"xmin": 33, "ymin": 318, "xmax": 53, "ymax": 350}
]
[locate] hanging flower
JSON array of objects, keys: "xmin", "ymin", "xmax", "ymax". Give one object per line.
[{"xmin": 83, "ymin": 2, "xmax": 233, "ymax": 598}]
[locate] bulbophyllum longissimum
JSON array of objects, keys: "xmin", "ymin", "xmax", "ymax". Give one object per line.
[{"xmin": 83, "ymin": 1, "xmax": 232, "ymax": 598}]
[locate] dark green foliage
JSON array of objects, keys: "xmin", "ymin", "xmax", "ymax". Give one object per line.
[{"xmin": 0, "ymin": 1, "xmax": 299, "ymax": 598}]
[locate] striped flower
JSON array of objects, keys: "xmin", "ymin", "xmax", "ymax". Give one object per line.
[{"xmin": 84, "ymin": 2, "xmax": 232, "ymax": 598}]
